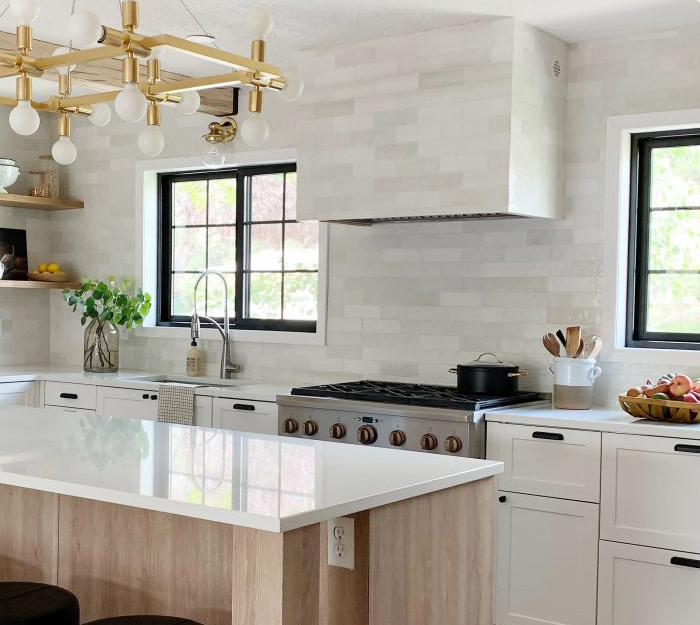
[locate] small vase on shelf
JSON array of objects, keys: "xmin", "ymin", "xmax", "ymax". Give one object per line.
[{"xmin": 84, "ymin": 319, "xmax": 120, "ymax": 373}]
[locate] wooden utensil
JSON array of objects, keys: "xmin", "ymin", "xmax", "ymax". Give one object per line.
[
  {"xmin": 584, "ymin": 336, "xmax": 603, "ymax": 360},
  {"xmin": 542, "ymin": 333, "xmax": 560, "ymax": 357},
  {"xmin": 565, "ymin": 326, "xmax": 582, "ymax": 358},
  {"xmin": 556, "ymin": 329, "xmax": 567, "ymax": 348},
  {"xmin": 574, "ymin": 338, "xmax": 584, "ymax": 358}
]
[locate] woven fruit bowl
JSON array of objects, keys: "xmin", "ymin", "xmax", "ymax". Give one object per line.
[
  {"xmin": 619, "ymin": 394, "xmax": 700, "ymax": 424},
  {"xmin": 28, "ymin": 271, "xmax": 69, "ymax": 283}
]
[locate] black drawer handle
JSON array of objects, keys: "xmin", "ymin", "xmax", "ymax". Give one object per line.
[
  {"xmin": 671, "ymin": 556, "xmax": 700, "ymax": 569},
  {"xmin": 532, "ymin": 431, "xmax": 564, "ymax": 441},
  {"xmin": 498, "ymin": 495, "xmax": 507, "ymax": 503},
  {"xmin": 142, "ymin": 393, "xmax": 149, "ymax": 399},
  {"xmin": 234, "ymin": 403, "xmax": 255, "ymax": 411},
  {"xmin": 151, "ymin": 395, "xmax": 158, "ymax": 401},
  {"xmin": 674, "ymin": 444, "xmax": 700, "ymax": 454},
  {"xmin": 59, "ymin": 393, "xmax": 78, "ymax": 400}
]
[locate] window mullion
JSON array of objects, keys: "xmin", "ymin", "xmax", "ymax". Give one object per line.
[{"xmin": 234, "ymin": 171, "xmax": 245, "ymax": 325}]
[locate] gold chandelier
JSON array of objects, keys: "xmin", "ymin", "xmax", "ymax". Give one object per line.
[{"xmin": 1, "ymin": 0, "xmax": 304, "ymax": 165}]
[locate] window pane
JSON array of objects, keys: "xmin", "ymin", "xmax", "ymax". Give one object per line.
[
  {"xmin": 208, "ymin": 226, "xmax": 236, "ymax": 272},
  {"xmin": 283, "ymin": 273, "xmax": 318, "ymax": 321},
  {"xmin": 249, "ymin": 273, "xmax": 282, "ymax": 319},
  {"xmin": 646, "ymin": 274, "xmax": 700, "ymax": 334},
  {"xmin": 203, "ymin": 274, "xmax": 233, "ymax": 319},
  {"xmin": 209, "ymin": 178, "xmax": 236, "ymax": 225},
  {"xmin": 284, "ymin": 222, "xmax": 319, "ymax": 270},
  {"xmin": 172, "ymin": 273, "xmax": 199, "ymax": 316},
  {"xmin": 649, "ymin": 210, "xmax": 700, "ymax": 271},
  {"xmin": 651, "ymin": 146, "xmax": 700, "ymax": 208},
  {"xmin": 250, "ymin": 224, "xmax": 283, "ymax": 270},
  {"xmin": 173, "ymin": 181, "xmax": 207, "ymax": 225},
  {"xmin": 285, "ymin": 172, "xmax": 297, "ymax": 221},
  {"xmin": 251, "ymin": 173, "xmax": 284, "ymax": 222},
  {"xmin": 172, "ymin": 227, "xmax": 206, "ymax": 271}
]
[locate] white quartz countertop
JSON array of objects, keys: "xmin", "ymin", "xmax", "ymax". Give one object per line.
[
  {"xmin": 0, "ymin": 407, "xmax": 503, "ymax": 532},
  {"xmin": 486, "ymin": 405, "xmax": 700, "ymax": 439},
  {"xmin": 0, "ymin": 366, "xmax": 291, "ymax": 403}
]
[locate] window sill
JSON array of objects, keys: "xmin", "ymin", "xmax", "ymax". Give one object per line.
[
  {"xmin": 601, "ymin": 345, "xmax": 700, "ymax": 366},
  {"xmin": 133, "ymin": 325, "xmax": 326, "ymax": 346}
]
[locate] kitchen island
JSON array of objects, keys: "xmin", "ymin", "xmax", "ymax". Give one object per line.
[{"xmin": 0, "ymin": 407, "xmax": 501, "ymax": 625}]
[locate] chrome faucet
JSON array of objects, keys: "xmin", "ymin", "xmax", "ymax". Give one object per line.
[{"xmin": 190, "ymin": 271, "xmax": 241, "ymax": 379}]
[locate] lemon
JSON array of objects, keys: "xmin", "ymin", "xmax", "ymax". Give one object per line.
[
  {"xmin": 38, "ymin": 263, "xmax": 47, "ymax": 273},
  {"xmin": 47, "ymin": 262, "xmax": 60, "ymax": 274}
]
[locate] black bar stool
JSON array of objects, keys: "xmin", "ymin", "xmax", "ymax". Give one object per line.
[
  {"xmin": 0, "ymin": 582, "xmax": 79, "ymax": 625},
  {"xmin": 84, "ymin": 618, "xmax": 203, "ymax": 625}
]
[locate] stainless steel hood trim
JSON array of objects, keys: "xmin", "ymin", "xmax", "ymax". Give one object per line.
[{"xmin": 324, "ymin": 213, "xmax": 528, "ymax": 226}]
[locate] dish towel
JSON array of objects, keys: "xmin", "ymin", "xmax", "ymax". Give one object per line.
[{"xmin": 156, "ymin": 383, "xmax": 195, "ymax": 425}]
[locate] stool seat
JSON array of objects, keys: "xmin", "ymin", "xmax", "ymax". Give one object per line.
[
  {"xmin": 84, "ymin": 618, "xmax": 203, "ymax": 625},
  {"xmin": 0, "ymin": 582, "xmax": 79, "ymax": 625}
]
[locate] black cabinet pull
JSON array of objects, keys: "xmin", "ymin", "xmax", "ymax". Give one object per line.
[
  {"xmin": 498, "ymin": 495, "xmax": 507, "ymax": 503},
  {"xmin": 532, "ymin": 431, "xmax": 564, "ymax": 441},
  {"xmin": 234, "ymin": 403, "xmax": 255, "ymax": 411},
  {"xmin": 674, "ymin": 444, "xmax": 700, "ymax": 454},
  {"xmin": 671, "ymin": 556, "xmax": 700, "ymax": 569},
  {"xmin": 142, "ymin": 393, "xmax": 149, "ymax": 399},
  {"xmin": 59, "ymin": 393, "xmax": 78, "ymax": 400},
  {"xmin": 151, "ymin": 395, "xmax": 158, "ymax": 401}
]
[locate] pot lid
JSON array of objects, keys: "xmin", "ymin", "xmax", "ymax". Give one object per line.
[{"xmin": 467, "ymin": 353, "xmax": 517, "ymax": 368}]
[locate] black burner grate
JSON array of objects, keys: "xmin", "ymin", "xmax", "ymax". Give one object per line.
[{"xmin": 291, "ymin": 380, "xmax": 542, "ymax": 411}]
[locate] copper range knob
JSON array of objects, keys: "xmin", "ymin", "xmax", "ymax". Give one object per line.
[
  {"xmin": 329, "ymin": 423, "xmax": 347, "ymax": 440},
  {"xmin": 388, "ymin": 430, "xmax": 407, "ymax": 447},
  {"xmin": 357, "ymin": 425, "xmax": 378, "ymax": 445},
  {"xmin": 283, "ymin": 418, "xmax": 299, "ymax": 434},
  {"xmin": 444, "ymin": 436, "xmax": 463, "ymax": 454},
  {"xmin": 420, "ymin": 433, "xmax": 439, "ymax": 451},
  {"xmin": 303, "ymin": 420, "xmax": 319, "ymax": 436}
]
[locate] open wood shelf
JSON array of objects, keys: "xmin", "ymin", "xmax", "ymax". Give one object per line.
[
  {"xmin": 0, "ymin": 194, "xmax": 84, "ymax": 211},
  {"xmin": 0, "ymin": 280, "xmax": 80, "ymax": 290}
]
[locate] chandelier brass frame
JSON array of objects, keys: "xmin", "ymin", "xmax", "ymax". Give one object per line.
[{"xmin": 0, "ymin": 1, "xmax": 287, "ymax": 122}]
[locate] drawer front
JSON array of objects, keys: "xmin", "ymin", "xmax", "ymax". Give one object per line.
[
  {"xmin": 0, "ymin": 381, "xmax": 38, "ymax": 407},
  {"xmin": 487, "ymin": 422, "xmax": 601, "ymax": 502},
  {"xmin": 495, "ymin": 492, "xmax": 599, "ymax": 625},
  {"xmin": 212, "ymin": 398, "xmax": 277, "ymax": 435},
  {"xmin": 601, "ymin": 432, "xmax": 700, "ymax": 552},
  {"xmin": 598, "ymin": 540, "xmax": 700, "ymax": 625},
  {"xmin": 46, "ymin": 406, "xmax": 97, "ymax": 417},
  {"xmin": 44, "ymin": 382, "xmax": 97, "ymax": 410}
]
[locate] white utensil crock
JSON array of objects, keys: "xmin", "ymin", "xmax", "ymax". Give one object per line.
[{"xmin": 547, "ymin": 357, "xmax": 602, "ymax": 410}]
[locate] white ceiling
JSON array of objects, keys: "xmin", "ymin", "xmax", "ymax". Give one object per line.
[{"xmin": 1, "ymin": 0, "xmax": 699, "ymax": 72}]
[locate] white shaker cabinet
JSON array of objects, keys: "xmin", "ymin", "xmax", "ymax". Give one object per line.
[
  {"xmin": 494, "ymin": 491, "xmax": 599, "ymax": 625},
  {"xmin": 212, "ymin": 398, "xmax": 278, "ymax": 435},
  {"xmin": 598, "ymin": 540, "xmax": 700, "ymax": 625},
  {"xmin": 0, "ymin": 381, "xmax": 38, "ymax": 407}
]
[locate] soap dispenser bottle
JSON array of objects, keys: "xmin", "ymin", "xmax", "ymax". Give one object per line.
[{"xmin": 186, "ymin": 339, "xmax": 202, "ymax": 377}]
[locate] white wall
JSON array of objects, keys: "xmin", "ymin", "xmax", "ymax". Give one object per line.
[
  {"xmin": 0, "ymin": 110, "xmax": 55, "ymax": 365},
  {"xmin": 40, "ymin": 19, "xmax": 700, "ymax": 404}
]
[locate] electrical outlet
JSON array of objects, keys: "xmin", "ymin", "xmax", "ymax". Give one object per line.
[{"xmin": 327, "ymin": 516, "xmax": 354, "ymax": 570}]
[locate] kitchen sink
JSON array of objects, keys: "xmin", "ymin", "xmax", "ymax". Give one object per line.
[{"xmin": 123, "ymin": 375, "xmax": 249, "ymax": 388}]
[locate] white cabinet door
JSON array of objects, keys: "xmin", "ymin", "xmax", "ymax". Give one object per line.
[
  {"xmin": 0, "ymin": 381, "xmax": 38, "ymax": 407},
  {"xmin": 97, "ymin": 386, "xmax": 158, "ymax": 421},
  {"xmin": 494, "ymin": 491, "xmax": 599, "ymax": 625},
  {"xmin": 601, "ymin": 432, "xmax": 700, "ymax": 553},
  {"xmin": 212, "ymin": 398, "xmax": 277, "ymax": 435},
  {"xmin": 598, "ymin": 540, "xmax": 700, "ymax": 625},
  {"xmin": 487, "ymin": 422, "xmax": 602, "ymax": 502}
]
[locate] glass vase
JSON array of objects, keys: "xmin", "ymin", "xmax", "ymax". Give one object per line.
[{"xmin": 83, "ymin": 319, "xmax": 120, "ymax": 373}]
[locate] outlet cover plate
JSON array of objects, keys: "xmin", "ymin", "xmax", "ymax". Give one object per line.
[{"xmin": 327, "ymin": 516, "xmax": 354, "ymax": 570}]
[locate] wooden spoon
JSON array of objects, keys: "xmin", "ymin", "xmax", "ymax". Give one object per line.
[
  {"xmin": 584, "ymin": 336, "xmax": 603, "ymax": 360},
  {"xmin": 565, "ymin": 326, "xmax": 582, "ymax": 358},
  {"xmin": 542, "ymin": 333, "xmax": 560, "ymax": 357},
  {"xmin": 574, "ymin": 338, "xmax": 584, "ymax": 358}
]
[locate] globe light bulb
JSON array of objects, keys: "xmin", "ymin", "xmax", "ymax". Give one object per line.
[
  {"xmin": 9, "ymin": 0, "xmax": 40, "ymax": 25},
  {"xmin": 178, "ymin": 91, "xmax": 200, "ymax": 115},
  {"xmin": 241, "ymin": 114, "xmax": 269, "ymax": 147},
  {"xmin": 9, "ymin": 100, "xmax": 40, "ymax": 136},
  {"xmin": 69, "ymin": 10, "xmax": 103, "ymax": 48},
  {"xmin": 114, "ymin": 83, "xmax": 148, "ymax": 122},
  {"xmin": 51, "ymin": 136, "xmax": 78, "ymax": 165},
  {"xmin": 138, "ymin": 126, "xmax": 165, "ymax": 157},
  {"xmin": 246, "ymin": 7, "xmax": 272, "ymax": 40},
  {"xmin": 201, "ymin": 143, "xmax": 226, "ymax": 168},
  {"xmin": 52, "ymin": 47, "xmax": 77, "ymax": 76},
  {"xmin": 88, "ymin": 102, "xmax": 112, "ymax": 127},
  {"xmin": 279, "ymin": 70, "xmax": 304, "ymax": 101}
]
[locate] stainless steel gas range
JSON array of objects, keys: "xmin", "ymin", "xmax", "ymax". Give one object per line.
[{"xmin": 276, "ymin": 380, "xmax": 547, "ymax": 458}]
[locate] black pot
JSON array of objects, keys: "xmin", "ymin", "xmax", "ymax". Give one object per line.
[{"xmin": 449, "ymin": 353, "xmax": 527, "ymax": 396}]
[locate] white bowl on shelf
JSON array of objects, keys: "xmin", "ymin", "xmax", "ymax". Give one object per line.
[{"xmin": 0, "ymin": 164, "xmax": 20, "ymax": 193}]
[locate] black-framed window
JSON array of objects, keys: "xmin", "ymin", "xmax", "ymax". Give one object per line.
[
  {"xmin": 157, "ymin": 163, "xmax": 320, "ymax": 333},
  {"xmin": 627, "ymin": 129, "xmax": 700, "ymax": 350}
]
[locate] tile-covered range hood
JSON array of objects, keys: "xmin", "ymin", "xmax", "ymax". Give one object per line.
[{"xmin": 296, "ymin": 19, "xmax": 567, "ymax": 224}]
